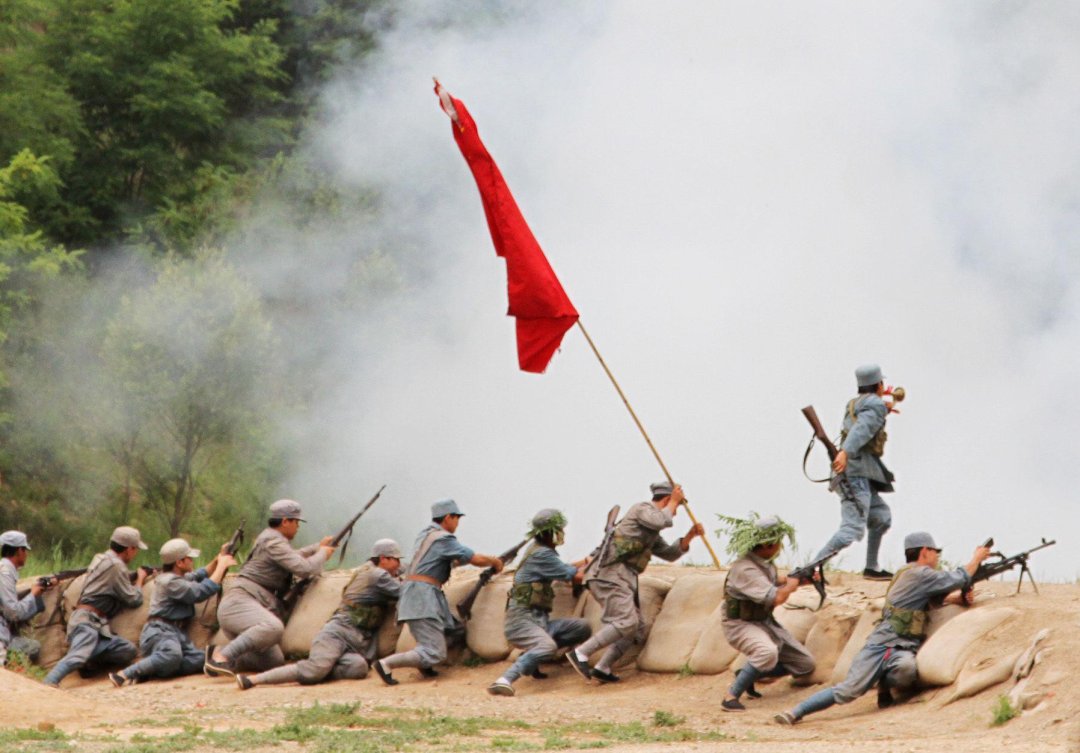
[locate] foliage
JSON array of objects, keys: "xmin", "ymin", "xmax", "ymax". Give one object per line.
[
  {"xmin": 715, "ymin": 512, "xmax": 797, "ymax": 560},
  {"xmin": 651, "ymin": 710, "xmax": 684, "ymax": 727},
  {"xmin": 991, "ymin": 694, "xmax": 1020, "ymax": 726}
]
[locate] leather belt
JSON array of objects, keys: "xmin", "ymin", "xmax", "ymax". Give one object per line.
[
  {"xmin": 147, "ymin": 615, "xmax": 187, "ymax": 629},
  {"xmin": 75, "ymin": 604, "xmax": 109, "ymax": 620},
  {"xmin": 405, "ymin": 574, "xmax": 442, "ymax": 587}
]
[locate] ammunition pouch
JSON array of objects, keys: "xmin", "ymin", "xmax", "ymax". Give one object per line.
[
  {"xmin": 724, "ymin": 597, "xmax": 771, "ymax": 622},
  {"xmin": 345, "ymin": 602, "xmax": 385, "ymax": 632},
  {"xmin": 883, "ymin": 604, "xmax": 926, "ymax": 639},
  {"xmin": 508, "ymin": 581, "xmax": 555, "ymax": 612},
  {"xmin": 612, "ymin": 535, "xmax": 651, "ymax": 573}
]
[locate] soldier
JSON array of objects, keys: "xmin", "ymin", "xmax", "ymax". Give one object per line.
[
  {"xmin": 775, "ymin": 532, "xmax": 992, "ymax": 725},
  {"xmin": 812, "ymin": 364, "xmax": 899, "ymax": 581},
  {"xmin": 567, "ymin": 482, "xmax": 704, "ymax": 683},
  {"xmin": 718, "ymin": 515, "xmax": 816, "ymax": 712},
  {"xmin": 205, "ymin": 499, "xmax": 335, "ymax": 676},
  {"xmin": 108, "ymin": 539, "xmax": 236, "ymax": 686},
  {"xmin": 43, "ymin": 526, "xmax": 150, "ymax": 687},
  {"xmin": 0, "ymin": 531, "xmax": 46, "ymax": 667},
  {"xmin": 488, "ymin": 509, "xmax": 591, "ymax": 697},
  {"xmin": 373, "ymin": 499, "xmax": 504, "ymax": 685},
  {"xmin": 236, "ymin": 538, "xmax": 403, "ymax": 689}
]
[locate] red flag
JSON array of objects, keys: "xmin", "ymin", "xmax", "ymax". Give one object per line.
[{"xmin": 435, "ymin": 81, "xmax": 579, "ymax": 374}]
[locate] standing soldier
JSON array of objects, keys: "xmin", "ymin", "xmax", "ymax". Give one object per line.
[
  {"xmin": 718, "ymin": 515, "xmax": 816, "ymax": 712},
  {"xmin": 205, "ymin": 499, "xmax": 335, "ymax": 676},
  {"xmin": 567, "ymin": 482, "xmax": 704, "ymax": 683},
  {"xmin": 374, "ymin": 499, "xmax": 504, "ymax": 685},
  {"xmin": 775, "ymin": 532, "xmax": 992, "ymax": 725},
  {"xmin": 236, "ymin": 538, "xmax": 403, "ymax": 689},
  {"xmin": 812, "ymin": 364, "xmax": 899, "ymax": 580},
  {"xmin": 43, "ymin": 526, "xmax": 150, "ymax": 687},
  {"xmin": 488, "ymin": 509, "xmax": 591, "ymax": 697},
  {"xmin": 1, "ymin": 531, "xmax": 46, "ymax": 667},
  {"xmin": 108, "ymin": 538, "xmax": 236, "ymax": 686}
]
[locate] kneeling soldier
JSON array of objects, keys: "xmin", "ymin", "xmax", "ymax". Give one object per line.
[
  {"xmin": 775, "ymin": 532, "xmax": 991, "ymax": 725},
  {"xmin": 1, "ymin": 531, "xmax": 46, "ymax": 667},
  {"xmin": 719, "ymin": 514, "xmax": 815, "ymax": 712},
  {"xmin": 488, "ymin": 509, "xmax": 591, "ymax": 697},
  {"xmin": 44, "ymin": 527, "xmax": 150, "ymax": 687},
  {"xmin": 236, "ymin": 538, "xmax": 403, "ymax": 689},
  {"xmin": 109, "ymin": 539, "xmax": 235, "ymax": 686},
  {"xmin": 374, "ymin": 499, "xmax": 504, "ymax": 685}
]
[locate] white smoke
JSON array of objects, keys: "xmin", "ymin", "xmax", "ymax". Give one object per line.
[{"xmin": 239, "ymin": 2, "xmax": 1078, "ymax": 579}]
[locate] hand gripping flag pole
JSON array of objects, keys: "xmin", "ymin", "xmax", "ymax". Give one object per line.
[{"xmin": 435, "ymin": 79, "xmax": 721, "ymax": 569}]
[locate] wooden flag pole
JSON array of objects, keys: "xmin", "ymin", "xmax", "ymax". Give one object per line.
[{"xmin": 575, "ymin": 321, "xmax": 722, "ymax": 569}]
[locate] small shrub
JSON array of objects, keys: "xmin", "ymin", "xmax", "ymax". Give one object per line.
[
  {"xmin": 652, "ymin": 711, "xmax": 684, "ymax": 728},
  {"xmin": 991, "ymin": 695, "xmax": 1019, "ymax": 726}
]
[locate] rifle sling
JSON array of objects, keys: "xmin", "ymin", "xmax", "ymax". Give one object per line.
[{"xmin": 802, "ymin": 437, "xmax": 831, "ymax": 484}]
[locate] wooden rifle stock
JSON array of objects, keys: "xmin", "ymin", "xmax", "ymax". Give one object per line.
[
  {"xmin": 802, "ymin": 405, "xmax": 839, "ymax": 462},
  {"xmin": 457, "ymin": 537, "xmax": 530, "ymax": 621}
]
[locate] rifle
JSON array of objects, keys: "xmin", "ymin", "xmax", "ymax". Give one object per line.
[
  {"xmin": 456, "ymin": 537, "xmax": 531, "ymax": 621},
  {"xmin": 966, "ymin": 538, "xmax": 1056, "ymax": 597},
  {"xmin": 280, "ymin": 485, "xmax": 387, "ymax": 610},
  {"xmin": 787, "ymin": 550, "xmax": 839, "ymax": 610},
  {"xmin": 801, "ymin": 405, "xmax": 855, "ymax": 498},
  {"xmin": 15, "ymin": 568, "xmax": 88, "ymax": 600},
  {"xmin": 575, "ymin": 505, "xmax": 620, "ymax": 597},
  {"xmin": 130, "ymin": 565, "xmax": 159, "ymax": 583},
  {"xmin": 224, "ymin": 519, "xmax": 246, "ymax": 558}
]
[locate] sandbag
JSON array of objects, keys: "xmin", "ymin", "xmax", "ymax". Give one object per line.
[
  {"xmin": 802, "ymin": 609, "xmax": 858, "ymax": 684},
  {"xmin": 830, "ymin": 602, "xmax": 883, "ymax": 684},
  {"xmin": 280, "ymin": 569, "xmax": 358, "ymax": 656},
  {"xmin": 686, "ymin": 604, "xmax": 740, "ymax": 675},
  {"xmin": 15, "ymin": 575, "xmax": 74, "ymax": 668},
  {"xmin": 925, "ymin": 603, "xmax": 965, "ymax": 639},
  {"xmin": 580, "ymin": 576, "xmax": 671, "ymax": 668},
  {"xmin": 938, "ymin": 652, "xmax": 1021, "ymax": 706},
  {"xmin": 463, "ymin": 572, "xmax": 513, "ymax": 661},
  {"xmin": 638, "ymin": 574, "xmax": 724, "ymax": 672},
  {"xmin": 774, "ymin": 604, "xmax": 820, "ymax": 645},
  {"xmin": 917, "ymin": 607, "xmax": 1018, "ymax": 686}
]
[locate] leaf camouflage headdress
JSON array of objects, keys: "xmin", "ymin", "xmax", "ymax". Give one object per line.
[
  {"xmin": 715, "ymin": 512, "xmax": 796, "ymax": 560},
  {"xmin": 528, "ymin": 509, "xmax": 568, "ymax": 538}
]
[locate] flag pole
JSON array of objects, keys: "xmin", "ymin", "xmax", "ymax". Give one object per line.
[{"xmin": 575, "ymin": 321, "xmax": 722, "ymax": 569}]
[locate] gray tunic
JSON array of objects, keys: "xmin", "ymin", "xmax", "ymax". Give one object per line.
[
  {"xmin": 396, "ymin": 525, "xmax": 474, "ymax": 624},
  {"xmin": 586, "ymin": 501, "xmax": 684, "ymax": 591},
  {"xmin": 149, "ymin": 568, "xmax": 220, "ymax": 621},
  {"xmin": 67, "ymin": 550, "xmax": 144, "ymax": 638},
  {"xmin": 505, "ymin": 545, "xmax": 578, "ymax": 626},
  {"xmin": 838, "ymin": 394, "xmax": 893, "ymax": 490},
  {"xmin": 868, "ymin": 563, "xmax": 972, "ymax": 649},
  {"xmin": 0, "ymin": 558, "xmax": 44, "ymax": 649},
  {"xmin": 233, "ymin": 527, "xmax": 329, "ymax": 611},
  {"xmin": 325, "ymin": 562, "xmax": 401, "ymax": 641}
]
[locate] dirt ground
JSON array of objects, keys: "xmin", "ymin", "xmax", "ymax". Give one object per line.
[{"xmin": 2, "ymin": 579, "xmax": 1078, "ymax": 752}]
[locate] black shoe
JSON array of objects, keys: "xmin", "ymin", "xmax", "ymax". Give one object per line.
[
  {"xmin": 566, "ymin": 652, "xmax": 592, "ymax": 681},
  {"xmin": 721, "ymin": 698, "xmax": 746, "ymax": 712},
  {"xmin": 590, "ymin": 668, "xmax": 620, "ymax": 684},
  {"xmin": 419, "ymin": 666, "xmax": 439, "ymax": 678},
  {"xmin": 746, "ymin": 684, "xmax": 763, "ymax": 699},
  {"xmin": 204, "ymin": 653, "xmax": 235, "ymax": 678},
  {"xmin": 108, "ymin": 672, "xmax": 132, "ymax": 688},
  {"xmin": 877, "ymin": 684, "xmax": 894, "ymax": 709},
  {"xmin": 530, "ymin": 669, "xmax": 548, "ymax": 680},
  {"xmin": 863, "ymin": 568, "xmax": 894, "ymax": 581},
  {"xmin": 236, "ymin": 674, "xmax": 254, "ymax": 691},
  {"xmin": 374, "ymin": 660, "xmax": 398, "ymax": 686}
]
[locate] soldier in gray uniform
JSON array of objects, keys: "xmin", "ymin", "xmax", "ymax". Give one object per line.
[
  {"xmin": 374, "ymin": 499, "xmax": 504, "ymax": 685},
  {"xmin": 205, "ymin": 499, "xmax": 335, "ymax": 676},
  {"xmin": 236, "ymin": 538, "xmax": 403, "ymax": 689},
  {"xmin": 719, "ymin": 515, "xmax": 816, "ymax": 712},
  {"xmin": 488, "ymin": 509, "xmax": 591, "ymax": 697},
  {"xmin": 1, "ymin": 531, "xmax": 46, "ymax": 666},
  {"xmin": 812, "ymin": 364, "xmax": 900, "ymax": 580},
  {"xmin": 43, "ymin": 526, "xmax": 151, "ymax": 687},
  {"xmin": 108, "ymin": 538, "xmax": 236, "ymax": 686},
  {"xmin": 567, "ymin": 482, "xmax": 704, "ymax": 683},
  {"xmin": 775, "ymin": 532, "xmax": 992, "ymax": 725}
]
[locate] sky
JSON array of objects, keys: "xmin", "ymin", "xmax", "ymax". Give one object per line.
[{"xmin": 244, "ymin": 2, "xmax": 1079, "ymax": 580}]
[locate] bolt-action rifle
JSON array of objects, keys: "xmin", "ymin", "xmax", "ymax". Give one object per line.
[
  {"xmin": 801, "ymin": 405, "xmax": 856, "ymax": 498},
  {"xmin": 15, "ymin": 568, "xmax": 88, "ymax": 599},
  {"xmin": 279, "ymin": 485, "xmax": 387, "ymax": 611},
  {"xmin": 224, "ymin": 519, "xmax": 246, "ymax": 558},
  {"xmin": 787, "ymin": 550, "xmax": 838, "ymax": 610},
  {"xmin": 456, "ymin": 537, "xmax": 530, "ymax": 621},
  {"xmin": 964, "ymin": 537, "xmax": 1056, "ymax": 598}
]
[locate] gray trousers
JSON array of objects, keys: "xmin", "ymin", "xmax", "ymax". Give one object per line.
[
  {"xmin": 124, "ymin": 621, "xmax": 204, "ymax": 681},
  {"xmin": 576, "ymin": 579, "xmax": 644, "ymax": 672},
  {"xmin": 725, "ymin": 620, "xmax": 816, "ymax": 675},
  {"xmin": 0, "ymin": 636, "xmax": 41, "ymax": 666},
  {"xmin": 251, "ymin": 623, "xmax": 370, "ymax": 686},
  {"xmin": 44, "ymin": 623, "xmax": 136, "ymax": 686},
  {"xmin": 381, "ymin": 618, "xmax": 447, "ymax": 670},
  {"xmin": 833, "ymin": 642, "xmax": 916, "ymax": 703},
  {"xmin": 814, "ymin": 476, "xmax": 892, "ymax": 570},
  {"xmin": 503, "ymin": 608, "xmax": 591, "ymax": 683},
  {"xmin": 217, "ymin": 589, "xmax": 285, "ymax": 672}
]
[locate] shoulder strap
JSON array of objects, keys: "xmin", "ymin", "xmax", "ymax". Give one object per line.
[{"xmin": 407, "ymin": 529, "xmax": 449, "ymax": 577}]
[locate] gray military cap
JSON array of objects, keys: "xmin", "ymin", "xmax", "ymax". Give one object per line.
[
  {"xmin": 269, "ymin": 499, "xmax": 306, "ymax": 521},
  {"xmin": 111, "ymin": 526, "xmax": 148, "ymax": 550},
  {"xmin": 903, "ymin": 531, "xmax": 940, "ymax": 551},
  {"xmin": 855, "ymin": 364, "xmax": 884, "ymax": 387},
  {"xmin": 650, "ymin": 481, "xmax": 674, "ymax": 497},
  {"xmin": 371, "ymin": 538, "xmax": 402, "ymax": 558},
  {"xmin": 160, "ymin": 538, "xmax": 201, "ymax": 564},
  {"xmin": 0, "ymin": 530, "xmax": 30, "ymax": 550},
  {"xmin": 431, "ymin": 498, "xmax": 464, "ymax": 518}
]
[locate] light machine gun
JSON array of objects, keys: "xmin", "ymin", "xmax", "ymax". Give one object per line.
[
  {"xmin": 965, "ymin": 537, "xmax": 1056, "ymax": 598},
  {"xmin": 786, "ymin": 550, "xmax": 839, "ymax": 610}
]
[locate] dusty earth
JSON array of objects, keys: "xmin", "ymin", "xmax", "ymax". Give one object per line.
[{"xmin": 2, "ymin": 578, "xmax": 1078, "ymax": 752}]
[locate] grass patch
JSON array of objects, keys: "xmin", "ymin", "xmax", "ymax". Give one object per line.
[
  {"xmin": 652, "ymin": 710, "xmax": 684, "ymax": 727},
  {"xmin": 462, "ymin": 654, "xmax": 489, "ymax": 668},
  {"xmin": 991, "ymin": 694, "xmax": 1020, "ymax": 726},
  {"xmin": 676, "ymin": 662, "xmax": 694, "ymax": 679},
  {"xmin": 4, "ymin": 649, "xmax": 48, "ymax": 681}
]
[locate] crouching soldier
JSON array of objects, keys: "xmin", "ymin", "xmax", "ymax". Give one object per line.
[
  {"xmin": 44, "ymin": 527, "xmax": 151, "ymax": 687},
  {"xmin": 719, "ymin": 514, "xmax": 816, "ymax": 712},
  {"xmin": 488, "ymin": 509, "xmax": 591, "ymax": 697},
  {"xmin": 567, "ymin": 482, "xmax": 704, "ymax": 683},
  {"xmin": 374, "ymin": 499, "xmax": 504, "ymax": 685},
  {"xmin": 108, "ymin": 539, "xmax": 235, "ymax": 686},
  {"xmin": 237, "ymin": 538, "xmax": 403, "ymax": 689},
  {"xmin": 775, "ymin": 532, "xmax": 992, "ymax": 725},
  {"xmin": 206, "ymin": 499, "xmax": 336, "ymax": 676},
  {"xmin": 1, "ymin": 531, "xmax": 46, "ymax": 667}
]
